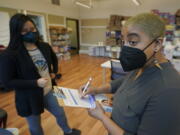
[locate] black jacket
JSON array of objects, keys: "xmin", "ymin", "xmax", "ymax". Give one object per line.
[{"xmin": 0, "ymin": 42, "xmax": 58, "ymax": 117}]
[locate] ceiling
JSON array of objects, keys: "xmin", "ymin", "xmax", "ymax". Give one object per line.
[{"xmin": 76, "ymin": 0, "xmax": 180, "ymax": 18}]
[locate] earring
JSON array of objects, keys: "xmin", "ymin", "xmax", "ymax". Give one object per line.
[{"xmin": 154, "ymin": 58, "xmax": 163, "ymax": 70}]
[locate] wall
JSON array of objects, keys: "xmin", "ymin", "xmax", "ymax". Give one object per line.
[
  {"xmin": 79, "ymin": 0, "xmax": 180, "ymax": 53},
  {"xmin": 0, "ymin": 7, "xmax": 17, "ymax": 17},
  {"xmin": 79, "ymin": 18, "xmax": 108, "ymax": 53},
  {"xmin": 0, "ymin": 0, "xmax": 80, "ymax": 44},
  {"xmin": 0, "ymin": 2, "xmax": 77, "ymax": 44},
  {"xmin": 79, "ymin": 0, "xmax": 180, "ymax": 19},
  {"xmin": 0, "ymin": 12, "xmax": 10, "ymax": 46},
  {"xmin": 48, "ymin": 14, "xmax": 65, "ymax": 25},
  {"xmin": 1, "ymin": 0, "xmax": 180, "ymax": 53},
  {"xmin": 67, "ymin": 20, "xmax": 78, "ymax": 48},
  {"xmin": 81, "ymin": 19, "xmax": 108, "ymax": 43},
  {"xmin": 0, "ymin": 0, "xmax": 79, "ymax": 19}
]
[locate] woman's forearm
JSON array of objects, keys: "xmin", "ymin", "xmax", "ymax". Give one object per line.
[
  {"xmin": 101, "ymin": 114, "xmax": 124, "ymax": 135},
  {"xmin": 96, "ymin": 84, "xmax": 112, "ymax": 94}
]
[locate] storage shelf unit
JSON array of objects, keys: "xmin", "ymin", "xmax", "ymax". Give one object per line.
[{"xmin": 49, "ymin": 26, "xmax": 71, "ymax": 60}]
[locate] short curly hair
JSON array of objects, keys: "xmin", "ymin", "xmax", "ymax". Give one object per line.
[{"xmin": 124, "ymin": 13, "xmax": 166, "ymax": 39}]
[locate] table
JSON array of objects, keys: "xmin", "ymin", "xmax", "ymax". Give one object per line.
[
  {"xmin": 172, "ymin": 59, "xmax": 180, "ymax": 72},
  {"xmin": 101, "ymin": 59, "xmax": 120, "ymax": 85},
  {"xmin": 100, "ymin": 59, "xmax": 180, "ymax": 85}
]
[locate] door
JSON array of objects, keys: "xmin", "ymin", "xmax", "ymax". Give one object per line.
[{"xmin": 66, "ymin": 18, "xmax": 80, "ymax": 55}]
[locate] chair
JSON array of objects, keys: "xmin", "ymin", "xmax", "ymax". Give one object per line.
[
  {"xmin": 0, "ymin": 128, "xmax": 13, "ymax": 135},
  {"xmin": 0, "ymin": 45, "xmax": 6, "ymax": 53},
  {"xmin": 0, "ymin": 48, "xmax": 4, "ymax": 92},
  {"xmin": 0, "ymin": 109, "xmax": 19, "ymax": 135},
  {"xmin": 0, "ymin": 109, "xmax": 7, "ymax": 128},
  {"xmin": 0, "ymin": 46, "xmax": 11, "ymax": 92},
  {"xmin": 110, "ymin": 60, "xmax": 127, "ymax": 80}
]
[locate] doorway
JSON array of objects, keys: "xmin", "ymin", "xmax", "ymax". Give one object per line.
[{"xmin": 66, "ymin": 18, "xmax": 80, "ymax": 55}]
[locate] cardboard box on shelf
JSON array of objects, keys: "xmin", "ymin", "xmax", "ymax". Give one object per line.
[
  {"xmin": 109, "ymin": 15, "xmax": 116, "ymax": 26},
  {"xmin": 176, "ymin": 9, "xmax": 180, "ymax": 17},
  {"xmin": 176, "ymin": 16, "xmax": 180, "ymax": 26},
  {"xmin": 108, "ymin": 15, "xmax": 124, "ymax": 31},
  {"xmin": 152, "ymin": 9, "xmax": 175, "ymax": 25},
  {"xmin": 106, "ymin": 39, "xmax": 117, "ymax": 46}
]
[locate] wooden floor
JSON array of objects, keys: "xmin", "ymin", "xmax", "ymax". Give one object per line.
[{"xmin": 0, "ymin": 54, "xmax": 111, "ymax": 135}]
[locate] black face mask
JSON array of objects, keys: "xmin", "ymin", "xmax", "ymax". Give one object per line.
[
  {"xmin": 119, "ymin": 39, "xmax": 157, "ymax": 72},
  {"xmin": 22, "ymin": 32, "xmax": 39, "ymax": 43}
]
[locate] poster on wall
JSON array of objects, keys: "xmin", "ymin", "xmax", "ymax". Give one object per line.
[{"xmin": 0, "ymin": 12, "xmax": 10, "ymax": 47}]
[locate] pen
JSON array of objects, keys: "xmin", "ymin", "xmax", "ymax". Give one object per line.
[{"xmin": 82, "ymin": 77, "xmax": 92, "ymax": 94}]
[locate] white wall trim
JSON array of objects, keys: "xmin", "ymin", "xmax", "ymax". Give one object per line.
[
  {"xmin": 81, "ymin": 26, "xmax": 106, "ymax": 29},
  {"xmin": 48, "ymin": 24, "xmax": 66, "ymax": 27},
  {"xmin": 79, "ymin": 49, "xmax": 89, "ymax": 54},
  {"xmin": 80, "ymin": 17, "xmax": 109, "ymax": 19},
  {"xmin": 80, "ymin": 43, "xmax": 99, "ymax": 47},
  {"xmin": 26, "ymin": 11, "xmax": 44, "ymax": 17}
]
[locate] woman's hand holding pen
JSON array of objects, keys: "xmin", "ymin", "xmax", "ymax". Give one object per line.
[
  {"xmin": 79, "ymin": 85, "xmax": 98, "ymax": 98},
  {"xmin": 79, "ymin": 85, "xmax": 106, "ymax": 120},
  {"xmin": 78, "ymin": 78, "xmax": 109, "ymax": 121},
  {"xmin": 79, "ymin": 77, "xmax": 95, "ymax": 98}
]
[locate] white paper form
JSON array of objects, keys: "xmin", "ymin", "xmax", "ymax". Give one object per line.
[{"xmin": 54, "ymin": 87, "xmax": 96, "ymax": 109}]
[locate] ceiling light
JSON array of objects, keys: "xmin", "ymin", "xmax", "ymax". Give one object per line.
[
  {"xmin": 132, "ymin": 0, "xmax": 141, "ymax": 6},
  {"xmin": 76, "ymin": 1, "xmax": 91, "ymax": 8}
]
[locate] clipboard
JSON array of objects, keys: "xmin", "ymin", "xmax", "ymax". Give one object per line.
[
  {"xmin": 53, "ymin": 86, "xmax": 96, "ymax": 109},
  {"xmin": 53, "ymin": 86, "xmax": 113, "ymax": 112}
]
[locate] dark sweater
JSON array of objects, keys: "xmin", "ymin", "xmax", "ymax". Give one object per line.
[{"xmin": 0, "ymin": 42, "xmax": 58, "ymax": 117}]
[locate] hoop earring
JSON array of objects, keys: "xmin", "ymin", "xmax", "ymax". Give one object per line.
[{"xmin": 154, "ymin": 57, "xmax": 163, "ymax": 70}]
